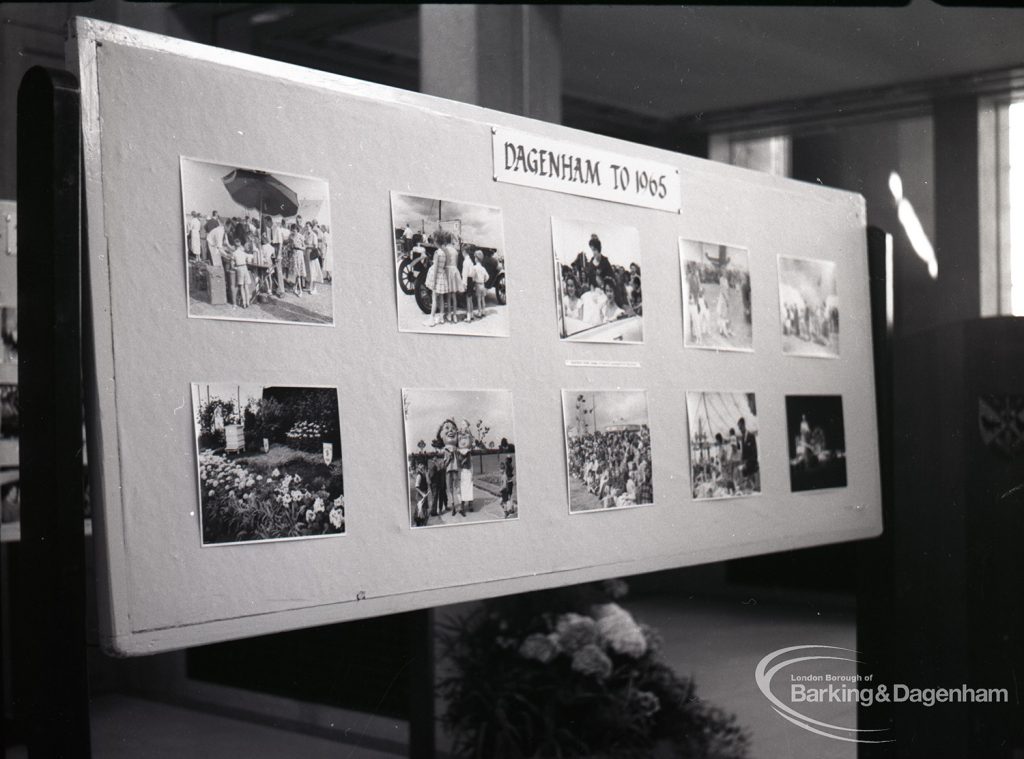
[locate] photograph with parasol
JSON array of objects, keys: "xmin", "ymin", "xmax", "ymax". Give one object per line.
[{"xmin": 181, "ymin": 157, "xmax": 334, "ymax": 325}]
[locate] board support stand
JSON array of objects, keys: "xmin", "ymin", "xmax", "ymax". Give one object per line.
[
  {"xmin": 408, "ymin": 608, "xmax": 436, "ymax": 759},
  {"xmin": 17, "ymin": 66, "xmax": 91, "ymax": 758},
  {"xmin": 857, "ymin": 226, "xmax": 895, "ymax": 758}
]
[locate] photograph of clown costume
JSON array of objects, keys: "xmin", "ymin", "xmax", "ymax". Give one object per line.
[{"xmin": 403, "ymin": 389, "xmax": 518, "ymax": 528}]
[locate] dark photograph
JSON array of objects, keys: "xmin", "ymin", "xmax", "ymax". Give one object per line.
[{"xmin": 785, "ymin": 394, "xmax": 847, "ymax": 492}]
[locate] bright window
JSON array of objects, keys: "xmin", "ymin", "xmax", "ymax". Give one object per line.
[
  {"xmin": 1010, "ymin": 101, "xmax": 1024, "ymax": 314},
  {"xmin": 980, "ymin": 96, "xmax": 1024, "ymax": 316}
]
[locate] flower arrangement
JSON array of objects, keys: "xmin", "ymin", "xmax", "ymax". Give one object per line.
[
  {"xmin": 198, "ymin": 451, "xmax": 344, "ymax": 542},
  {"xmin": 439, "ymin": 580, "xmax": 749, "ymax": 759},
  {"xmin": 285, "ymin": 420, "xmax": 327, "ymax": 452}
]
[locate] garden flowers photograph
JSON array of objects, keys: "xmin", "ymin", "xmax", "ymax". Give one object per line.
[{"xmin": 191, "ymin": 382, "xmax": 345, "ymax": 545}]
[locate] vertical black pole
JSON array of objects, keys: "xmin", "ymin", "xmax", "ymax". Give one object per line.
[
  {"xmin": 408, "ymin": 608, "xmax": 436, "ymax": 759},
  {"xmin": 858, "ymin": 226, "xmax": 895, "ymax": 759},
  {"xmin": 17, "ymin": 67, "xmax": 90, "ymax": 758}
]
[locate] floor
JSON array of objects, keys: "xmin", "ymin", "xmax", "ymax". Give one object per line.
[{"xmin": 5, "ymin": 595, "xmax": 855, "ymax": 759}]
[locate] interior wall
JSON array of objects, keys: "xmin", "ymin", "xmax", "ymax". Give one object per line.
[{"xmin": 1, "ymin": 2, "xmax": 192, "ymax": 200}]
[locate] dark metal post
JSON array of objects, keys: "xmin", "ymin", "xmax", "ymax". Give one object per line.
[
  {"xmin": 17, "ymin": 66, "xmax": 89, "ymax": 758},
  {"xmin": 857, "ymin": 226, "xmax": 895, "ymax": 758},
  {"xmin": 408, "ymin": 608, "xmax": 436, "ymax": 759}
]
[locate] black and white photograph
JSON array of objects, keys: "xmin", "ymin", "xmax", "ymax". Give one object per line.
[
  {"xmin": 403, "ymin": 388, "xmax": 517, "ymax": 528},
  {"xmin": 786, "ymin": 394, "xmax": 847, "ymax": 492},
  {"xmin": 680, "ymin": 239, "xmax": 753, "ymax": 352},
  {"xmin": 1, "ymin": 306, "xmax": 15, "ymax": 363},
  {"xmin": 181, "ymin": 157, "xmax": 334, "ymax": 326},
  {"xmin": 0, "ymin": 384, "xmax": 17, "ymax": 441},
  {"xmin": 562, "ymin": 390, "xmax": 653, "ymax": 513},
  {"xmin": 778, "ymin": 256, "xmax": 839, "ymax": 358},
  {"xmin": 191, "ymin": 383, "xmax": 344, "ymax": 546},
  {"xmin": 552, "ymin": 218, "xmax": 643, "ymax": 343},
  {"xmin": 686, "ymin": 391, "xmax": 761, "ymax": 500},
  {"xmin": 391, "ymin": 193, "xmax": 508, "ymax": 336}
]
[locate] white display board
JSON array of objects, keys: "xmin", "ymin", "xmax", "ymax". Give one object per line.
[{"xmin": 72, "ymin": 19, "xmax": 882, "ymax": 656}]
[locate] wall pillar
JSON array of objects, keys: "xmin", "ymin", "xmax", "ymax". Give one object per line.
[
  {"xmin": 932, "ymin": 95, "xmax": 981, "ymax": 324},
  {"xmin": 420, "ymin": 5, "xmax": 562, "ymax": 123}
]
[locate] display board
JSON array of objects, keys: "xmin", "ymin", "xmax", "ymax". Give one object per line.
[{"xmin": 72, "ymin": 18, "xmax": 882, "ymax": 656}]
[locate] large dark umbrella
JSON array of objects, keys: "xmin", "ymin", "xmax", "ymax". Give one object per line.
[{"xmin": 221, "ymin": 169, "xmax": 299, "ymax": 219}]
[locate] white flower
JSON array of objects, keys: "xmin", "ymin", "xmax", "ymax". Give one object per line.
[
  {"xmin": 328, "ymin": 507, "xmax": 344, "ymax": 529},
  {"xmin": 333, "ymin": 495, "xmax": 344, "ymax": 508},
  {"xmin": 271, "ymin": 468, "xmax": 280, "ymax": 478},
  {"xmin": 592, "ymin": 603, "xmax": 647, "ymax": 658},
  {"xmin": 291, "ymin": 490, "xmax": 302, "ymax": 501},
  {"xmin": 312, "ymin": 497, "xmax": 325, "ymax": 514},
  {"xmin": 305, "ymin": 508, "xmax": 315, "ymax": 522},
  {"xmin": 282, "ymin": 494, "xmax": 292, "ymax": 505},
  {"xmin": 208, "ymin": 489, "xmax": 215, "ymax": 497}
]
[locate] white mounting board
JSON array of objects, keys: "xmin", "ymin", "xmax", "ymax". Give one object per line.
[{"xmin": 71, "ymin": 18, "xmax": 881, "ymax": 656}]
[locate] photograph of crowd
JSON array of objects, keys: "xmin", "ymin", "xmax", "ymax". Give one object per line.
[
  {"xmin": 562, "ymin": 390, "xmax": 653, "ymax": 513},
  {"xmin": 778, "ymin": 256, "xmax": 839, "ymax": 358},
  {"xmin": 391, "ymin": 193, "xmax": 508, "ymax": 337},
  {"xmin": 552, "ymin": 218, "xmax": 643, "ymax": 344},
  {"xmin": 191, "ymin": 383, "xmax": 344, "ymax": 545},
  {"xmin": 686, "ymin": 391, "xmax": 761, "ymax": 500},
  {"xmin": 786, "ymin": 395, "xmax": 847, "ymax": 492},
  {"xmin": 181, "ymin": 158, "xmax": 334, "ymax": 326},
  {"xmin": 403, "ymin": 389, "xmax": 517, "ymax": 528},
  {"xmin": 679, "ymin": 239, "xmax": 752, "ymax": 352}
]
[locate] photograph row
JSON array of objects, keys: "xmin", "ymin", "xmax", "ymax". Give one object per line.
[
  {"xmin": 180, "ymin": 158, "xmax": 839, "ymax": 358},
  {"xmin": 190, "ymin": 384, "xmax": 849, "ymax": 547}
]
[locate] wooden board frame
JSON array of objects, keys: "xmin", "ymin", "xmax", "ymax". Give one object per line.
[{"xmin": 71, "ymin": 18, "xmax": 882, "ymax": 656}]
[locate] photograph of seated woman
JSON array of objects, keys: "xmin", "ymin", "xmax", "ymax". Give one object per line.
[{"xmin": 553, "ymin": 219, "xmax": 643, "ymax": 344}]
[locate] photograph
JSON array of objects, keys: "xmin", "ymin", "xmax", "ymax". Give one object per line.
[
  {"xmin": 181, "ymin": 157, "xmax": 334, "ymax": 326},
  {"xmin": 191, "ymin": 383, "xmax": 344, "ymax": 545},
  {"xmin": 778, "ymin": 256, "xmax": 839, "ymax": 358},
  {"xmin": 552, "ymin": 218, "xmax": 643, "ymax": 343},
  {"xmin": 562, "ymin": 390, "xmax": 653, "ymax": 513},
  {"xmin": 679, "ymin": 239, "xmax": 753, "ymax": 352},
  {"xmin": 391, "ymin": 193, "xmax": 508, "ymax": 336},
  {"xmin": 1, "ymin": 306, "xmax": 15, "ymax": 363},
  {"xmin": 786, "ymin": 395, "xmax": 848, "ymax": 492},
  {"xmin": 1, "ymin": 384, "xmax": 17, "ymax": 440},
  {"xmin": 403, "ymin": 388, "xmax": 517, "ymax": 528},
  {"xmin": 686, "ymin": 391, "xmax": 761, "ymax": 500}
]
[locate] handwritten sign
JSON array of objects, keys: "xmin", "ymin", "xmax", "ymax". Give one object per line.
[{"xmin": 492, "ymin": 127, "xmax": 680, "ymax": 213}]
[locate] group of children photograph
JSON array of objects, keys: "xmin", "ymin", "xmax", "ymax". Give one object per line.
[{"xmin": 391, "ymin": 193, "xmax": 510, "ymax": 337}]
